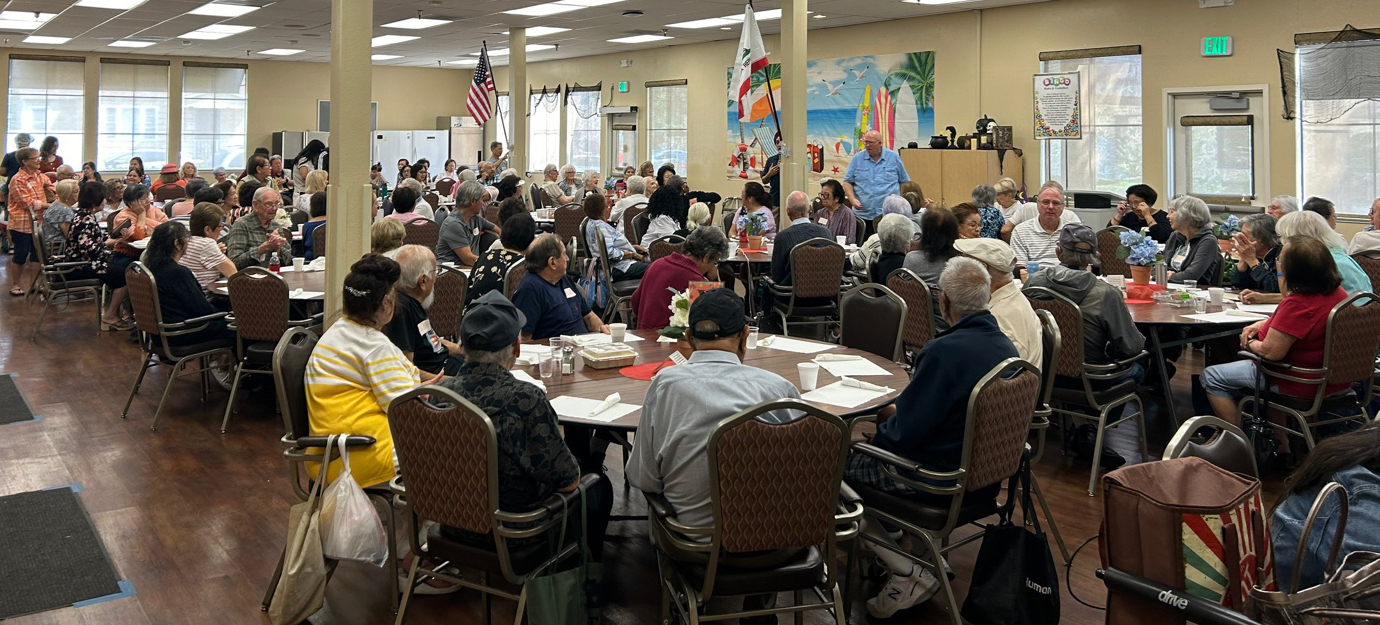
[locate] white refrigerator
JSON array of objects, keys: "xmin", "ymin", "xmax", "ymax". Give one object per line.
[{"xmin": 372, "ymin": 131, "xmax": 450, "ymax": 170}]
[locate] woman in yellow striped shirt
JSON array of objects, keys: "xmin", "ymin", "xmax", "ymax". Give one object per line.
[{"xmin": 306, "ymin": 254, "xmax": 443, "ymax": 487}]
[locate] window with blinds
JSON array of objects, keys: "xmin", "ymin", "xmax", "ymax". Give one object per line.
[
  {"xmin": 7, "ymin": 57, "xmax": 85, "ymax": 166},
  {"xmin": 567, "ymin": 88, "xmax": 601, "ymax": 173},
  {"xmin": 1040, "ymin": 48, "xmax": 1142, "ymax": 193},
  {"xmin": 181, "ymin": 64, "xmax": 246, "ymax": 171},
  {"xmin": 98, "ymin": 60, "xmax": 169, "ymax": 172},
  {"xmin": 647, "ymin": 82, "xmax": 688, "ymax": 175}
]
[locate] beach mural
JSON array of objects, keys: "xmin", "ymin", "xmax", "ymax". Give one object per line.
[{"xmin": 725, "ymin": 51, "xmax": 935, "ymax": 183}]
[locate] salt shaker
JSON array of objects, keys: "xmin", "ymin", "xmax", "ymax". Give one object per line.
[{"xmin": 561, "ymin": 344, "xmax": 575, "ymax": 374}]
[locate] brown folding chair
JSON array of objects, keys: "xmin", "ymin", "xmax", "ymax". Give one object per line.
[
  {"xmin": 312, "ymin": 223, "xmax": 327, "ymax": 259},
  {"xmin": 223, "ymin": 267, "xmax": 321, "ymax": 433},
  {"xmin": 648, "ymin": 399, "xmax": 861, "ymax": 625},
  {"xmin": 885, "ymin": 268, "xmax": 937, "ymax": 359},
  {"xmin": 621, "ymin": 202, "xmax": 648, "ymax": 242},
  {"xmin": 838, "ymin": 282, "xmax": 907, "ymax": 363},
  {"xmin": 1028, "ymin": 309, "xmax": 1072, "ymax": 564},
  {"xmin": 389, "ymin": 386, "xmax": 596, "ymax": 624},
  {"xmin": 481, "ymin": 201, "xmax": 500, "ymax": 225},
  {"xmin": 847, "ymin": 358, "xmax": 1041, "ymax": 625},
  {"xmin": 28, "ymin": 230, "xmax": 103, "ymax": 341},
  {"xmin": 647, "ymin": 235, "xmax": 685, "ymax": 262},
  {"xmin": 631, "ymin": 212, "xmax": 651, "ymax": 245},
  {"xmin": 154, "ymin": 184, "xmax": 186, "ymax": 202},
  {"xmin": 120, "ymin": 261, "xmax": 235, "ymax": 430},
  {"xmin": 553, "ymin": 204, "xmax": 584, "ymax": 248},
  {"xmin": 430, "ymin": 265, "xmax": 468, "ymax": 341},
  {"xmin": 1097, "ymin": 227, "xmax": 1133, "ymax": 278},
  {"xmin": 423, "ymin": 192, "xmax": 440, "ymax": 210},
  {"xmin": 765, "ymin": 237, "xmax": 846, "ymax": 336},
  {"xmin": 402, "ymin": 217, "xmax": 439, "ymax": 249},
  {"xmin": 1351, "ymin": 252, "xmax": 1380, "ymax": 290},
  {"xmin": 435, "ymin": 178, "xmax": 454, "ymax": 197},
  {"xmin": 1238, "ymin": 292, "xmax": 1380, "ymax": 451},
  {"xmin": 503, "ymin": 260, "xmax": 526, "ymax": 299}
]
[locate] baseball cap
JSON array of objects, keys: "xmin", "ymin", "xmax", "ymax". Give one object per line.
[
  {"xmin": 460, "ymin": 291, "xmax": 527, "ymax": 351},
  {"xmin": 160, "ymin": 164, "xmax": 178, "ymax": 174},
  {"xmin": 687, "ymin": 288, "xmax": 749, "ymax": 340},
  {"xmin": 954, "ymin": 238, "xmax": 1017, "ymax": 273},
  {"xmin": 1058, "ymin": 223, "xmax": 1097, "ymax": 254}
]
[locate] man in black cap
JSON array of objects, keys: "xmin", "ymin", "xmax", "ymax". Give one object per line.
[
  {"xmin": 438, "ymin": 290, "xmax": 612, "ymax": 556},
  {"xmin": 626, "ymin": 288, "xmax": 801, "ymax": 624}
]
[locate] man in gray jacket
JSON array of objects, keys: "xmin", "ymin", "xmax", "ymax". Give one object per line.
[{"xmin": 1024, "ymin": 223, "xmax": 1146, "ymax": 387}]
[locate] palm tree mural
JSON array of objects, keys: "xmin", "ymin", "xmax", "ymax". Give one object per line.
[{"xmin": 887, "ymin": 52, "xmax": 935, "ymax": 113}]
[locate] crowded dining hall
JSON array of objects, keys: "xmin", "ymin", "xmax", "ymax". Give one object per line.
[{"xmin": 4, "ymin": 1, "xmax": 1380, "ymax": 624}]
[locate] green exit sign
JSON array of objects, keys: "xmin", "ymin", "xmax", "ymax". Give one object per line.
[
  {"xmin": 1202, "ymin": 36, "xmax": 1234, "ymax": 57},
  {"xmin": 617, "ymin": 81, "xmax": 629, "ymax": 93}
]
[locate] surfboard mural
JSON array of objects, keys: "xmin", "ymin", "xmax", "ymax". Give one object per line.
[{"xmin": 725, "ymin": 51, "xmax": 935, "ymax": 183}]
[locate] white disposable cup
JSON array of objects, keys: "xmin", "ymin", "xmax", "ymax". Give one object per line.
[
  {"xmin": 1208, "ymin": 287, "xmax": 1225, "ymax": 305},
  {"xmin": 539, "ymin": 353, "xmax": 557, "ymax": 379},
  {"xmin": 836, "ymin": 236, "xmax": 847, "ymax": 246},
  {"xmin": 798, "ymin": 362, "xmax": 820, "ymax": 391},
  {"xmin": 609, "ymin": 323, "xmax": 626, "ymax": 342},
  {"xmin": 747, "ymin": 326, "xmax": 759, "ymax": 349},
  {"xmin": 292, "ymin": 257, "xmax": 305, "ymax": 272}
]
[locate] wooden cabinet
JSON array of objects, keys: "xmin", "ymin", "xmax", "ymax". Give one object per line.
[{"xmin": 898, "ymin": 148, "xmax": 1024, "ymax": 208}]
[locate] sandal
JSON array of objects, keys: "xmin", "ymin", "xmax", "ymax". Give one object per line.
[
  {"xmin": 8, "ymin": 287, "xmax": 22, "ymax": 296},
  {"xmin": 102, "ymin": 319, "xmax": 135, "ymax": 332}
]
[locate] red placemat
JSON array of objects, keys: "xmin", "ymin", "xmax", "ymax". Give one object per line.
[
  {"xmin": 621, "ymin": 361, "xmax": 673, "ymax": 380},
  {"xmin": 1125, "ymin": 299, "xmax": 1156, "ymax": 304},
  {"xmin": 738, "ymin": 248, "xmax": 767, "ymax": 254}
]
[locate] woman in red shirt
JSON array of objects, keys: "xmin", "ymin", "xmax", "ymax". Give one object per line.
[
  {"xmin": 150, "ymin": 164, "xmax": 186, "ymax": 193},
  {"xmin": 630, "ymin": 226, "xmax": 727, "ymax": 329},
  {"xmin": 37, "ymin": 136, "xmax": 63, "ymax": 174},
  {"xmin": 1204, "ymin": 235, "xmax": 1350, "ymax": 425}
]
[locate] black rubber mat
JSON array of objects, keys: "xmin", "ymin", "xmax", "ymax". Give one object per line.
[
  {"xmin": 0, "ymin": 487, "xmax": 124, "ymax": 619},
  {"xmin": 0, "ymin": 374, "xmax": 37, "ymax": 424}
]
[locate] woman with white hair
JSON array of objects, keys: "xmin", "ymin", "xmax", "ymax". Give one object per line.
[
  {"xmin": 870, "ymin": 214, "xmax": 913, "ymax": 283},
  {"xmin": 1163, "ymin": 195, "xmax": 1222, "ymax": 286},
  {"xmin": 970, "ymin": 184, "xmax": 1006, "ymax": 239},
  {"xmin": 1267, "ymin": 195, "xmax": 1299, "ymax": 219},
  {"xmin": 541, "ymin": 163, "xmax": 573, "ymax": 205},
  {"xmin": 849, "ymin": 195, "xmax": 918, "ymax": 270},
  {"xmin": 558, "ymin": 164, "xmax": 580, "ymax": 199},
  {"xmin": 581, "ymin": 170, "xmax": 602, "ymax": 201},
  {"xmin": 993, "ymin": 177, "xmax": 1033, "ymax": 240},
  {"xmin": 1242, "ymin": 210, "xmax": 1372, "ymax": 304}
]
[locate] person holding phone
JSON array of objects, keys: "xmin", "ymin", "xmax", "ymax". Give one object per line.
[
  {"xmin": 1108, "ymin": 183, "xmax": 1171, "ymax": 243},
  {"xmin": 101, "ymin": 183, "xmax": 167, "ymax": 329}
]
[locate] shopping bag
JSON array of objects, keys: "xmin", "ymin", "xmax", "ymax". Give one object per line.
[
  {"xmin": 960, "ymin": 456, "xmax": 1060, "ymax": 625},
  {"xmin": 267, "ymin": 435, "xmax": 334, "ymax": 625},
  {"xmin": 319, "ymin": 435, "xmax": 388, "ymax": 566},
  {"xmin": 525, "ymin": 483, "xmax": 603, "ymax": 625}
]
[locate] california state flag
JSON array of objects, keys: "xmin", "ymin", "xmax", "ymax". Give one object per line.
[{"xmin": 730, "ymin": 4, "xmax": 770, "ymax": 123}]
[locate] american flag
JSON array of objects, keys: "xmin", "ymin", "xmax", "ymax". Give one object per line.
[{"xmin": 466, "ymin": 42, "xmax": 497, "ymax": 125}]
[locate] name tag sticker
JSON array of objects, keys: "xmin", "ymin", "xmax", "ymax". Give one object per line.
[
  {"xmin": 418, "ymin": 319, "xmax": 444, "ymax": 352},
  {"xmin": 817, "ymin": 217, "xmax": 828, "ymax": 225},
  {"xmin": 564, "ymin": 287, "xmax": 577, "ymax": 299},
  {"xmin": 472, "ymin": 228, "xmax": 481, "ymax": 237}
]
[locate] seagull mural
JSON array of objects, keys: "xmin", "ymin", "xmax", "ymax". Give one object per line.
[{"xmin": 822, "ymin": 79, "xmax": 845, "ymax": 97}]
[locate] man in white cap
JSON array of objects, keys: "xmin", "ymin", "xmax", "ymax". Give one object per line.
[{"xmin": 954, "ymin": 237, "xmax": 1042, "ymax": 367}]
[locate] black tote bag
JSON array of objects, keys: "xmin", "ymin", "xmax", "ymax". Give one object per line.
[{"xmin": 960, "ymin": 456, "xmax": 1060, "ymax": 625}]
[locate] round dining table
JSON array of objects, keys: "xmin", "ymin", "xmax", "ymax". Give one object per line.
[{"xmin": 533, "ymin": 329, "xmax": 910, "ymax": 432}]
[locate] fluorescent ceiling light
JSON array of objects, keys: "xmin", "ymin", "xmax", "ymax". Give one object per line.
[
  {"xmin": 75, "ymin": 0, "xmax": 148, "ymax": 9},
  {"xmin": 813, "ymin": 14, "xmax": 827, "ymax": 18},
  {"xmin": 502, "ymin": 26, "xmax": 571, "ymax": 37},
  {"xmin": 381, "ymin": 17, "xmax": 450, "ymax": 29},
  {"xmin": 23, "ymin": 36, "xmax": 71, "ymax": 45},
  {"xmin": 371, "ymin": 34, "xmax": 418, "ymax": 47},
  {"xmin": 472, "ymin": 44, "xmax": 556, "ymax": 56},
  {"xmin": 259, "ymin": 48, "xmax": 303, "ymax": 56},
  {"xmin": 558, "ymin": 0, "xmax": 623, "ymax": 6},
  {"xmin": 181, "ymin": 24, "xmax": 254, "ymax": 39},
  {"xmin": 608, "ymin": 34, "xmax": 673, "ymax": 44},
  {"xmin": 669, "ymin": 8, "xmax": 780, "ymax": 29},
  {"xmin": 505, "ymin": 0, "xmax": 622, "ymax": 16},
  {"xmin": 188, "ymin": 2, "xmax": 260, "ymax": 17},
  {"xmin": 371, "ymin": 54, "xmax": 401, "ymax": 60},
  {"xmin": 0, "ymin": 12, "xmax": 56, "ymax": 30},
  {"xmin": 446, "ymin": 59, "xmax": 477, "ymax": 66},
  {"xmin": 110, "ymin": 39, "xmax": 156, "ymax": 47},
  {"xmin": 904, "ymin": 0, "xmax": 981, "ymax": 3}
]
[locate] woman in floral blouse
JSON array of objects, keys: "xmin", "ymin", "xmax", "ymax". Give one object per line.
[
  {"xmin": 971, "ymin": 183, "xmax": 1006, "ymax": 239},
  {"xmin": 465, "ymin": 205, "xmax": 537, "ymax": 309},
  {"xmin": 57, "ymin": 181, "xmax": 129, "ymax": 329}
]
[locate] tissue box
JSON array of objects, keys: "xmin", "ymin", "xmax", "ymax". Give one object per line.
[{"xmin": 580, "ymin": 343, "xmax": 637, "ymax": 369}]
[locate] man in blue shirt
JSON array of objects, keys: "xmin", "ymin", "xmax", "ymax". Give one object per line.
[
  {"xmin": 511, "ymin": 233, "xmax": 608, "ymax": 341},
  {"xmin": 842, "ymin": 130, "xmax": 910, "ymax": 221}
]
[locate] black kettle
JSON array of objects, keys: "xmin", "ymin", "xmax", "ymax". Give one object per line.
[{"xmin": 929, "ymin": 134, "xmax": 949, "ymax": 149}]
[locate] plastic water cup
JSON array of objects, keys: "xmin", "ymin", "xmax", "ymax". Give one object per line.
[
  {"xmin": 539, "ymin": 353, "xmax": 557, "ymax": 379},
  {"xmin": 836, "ymin": 236, "xmax": 847, "ymax": 246},
  {"xmin": 1192, "ymin": 294, "xmax": 1209, "ymax": 314},
  {"xmin": 292, "ymin": 257, "xmax": 305, "ymax": 272},
  {"xmin": 609, "ymin": 323, "xmax": 626, "ymax": 343},
  {"xmin": 549, "ymin": 337, "xmax": 564, "ymax": 351},
  {"xmin": 1025, "ymin": 261, "xmax": 1041, "ymax": 277},
  {"xmin": 798, "ymin": 362, "xmax": 820, "ymax": 391},
  {"xmin": 747, "ymin": 326, "xmax": 759, "ymax": 349},
  {"xmin": 1208, "ymin": 287, "xmax": 1225, "ymax": 305}
]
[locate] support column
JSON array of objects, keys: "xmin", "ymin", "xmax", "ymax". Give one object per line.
[
  {"xmin": 509, "ymin": 29, "xmax": 528, "ymax": 176},
  {"xmin": 324, "ymin": 0, "xmax": 373, "ymax": 320},
  {"xmin": 780, "ymin": 0, "xmax": 809, "ymax": 199},
  {"xmin": 84, "ymin": 59, "xmax": 99, "ymax": 170},
  {"xmin": 167, "ymin": 61, "xmax": 183, "ymax": 167}
]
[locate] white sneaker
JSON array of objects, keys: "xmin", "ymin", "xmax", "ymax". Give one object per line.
[
  {"xmin": 866, "ymin": 567, "xmax": 940, "ymax": 619},
  {"xmin": 210, "ymin": 362, "xmax": 236, "ymax": 392}
]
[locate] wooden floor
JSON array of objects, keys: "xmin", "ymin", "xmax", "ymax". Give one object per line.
[{"xmin": 0, "ymin": 254, "xmax": 1287, "ymax": 625}]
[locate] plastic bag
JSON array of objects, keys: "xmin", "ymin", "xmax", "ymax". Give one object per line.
[{"xmin": 319, "ymin": 436, "xmax": 389, "ymax": 566}]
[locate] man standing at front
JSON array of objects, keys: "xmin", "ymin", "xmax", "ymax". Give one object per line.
[
  {"xmin": 1011, "ymin": 182, "xmax": 1069, "ymax": 274},
  {"xmin": 436, "ymin": 180, "xmax": 500, "ymax": 267},
  {"xmin": 627, "ymin": 288, "xmax": 802, "ymax": 624},
  {"xmin": 224, "ymin": 186, "xmax": 292, "ymax": 269},
  {"xmin": 842, "ymin": 130, "xmax": 910, "ymax": 222}
]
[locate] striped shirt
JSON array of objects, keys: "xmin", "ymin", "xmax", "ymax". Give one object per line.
[
  {"xmin": 306, "ymin": 318, "xmax": 421, "ymax": 488},
  {"xmin": 179, "ymin": 236, "xmax": 229, "ymax": 291},
  {"xmin": 1010, "ymin": 218, "xmax": 1062, "ymax": 267}
]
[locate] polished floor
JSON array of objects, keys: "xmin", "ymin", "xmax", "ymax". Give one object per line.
[{"xmin": 0, "ymin": 255, "xmax": 1286, "ymax": 625}]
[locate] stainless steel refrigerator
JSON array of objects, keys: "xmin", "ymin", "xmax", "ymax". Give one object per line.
[{"xmin": 438, "ymin": 116, "xmax": 486, "ymax": 168}]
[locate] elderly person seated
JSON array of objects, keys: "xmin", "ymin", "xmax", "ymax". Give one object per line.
[
  {"xmin": 384, "ymin": 245, "xmax": 465, "ymax": 376},
  {"xmin": 1232, "ymin": 213, "xmax": 1282, "ymax": 300},
  {"xmin": 557, "ymin": 164, "xmax": 581, "ymax": 199},
  {"xmin": 42, "ymin": 179, "xmax": 79, "ymax": 252},
  {"xmin": 54, "ymin": 163, "xmax": 76, "ymax": 181},
  {"xmin": 904, "ymin": 206, "xmax": 960, "ymax": 287},
  {"xmin": 1025, "ymin": 224, "xmax": 1145, "ymax": 385},
  {"xmin": 1240, "ymin": 210, "xmax": 1371, "ymax": 305},
  {"xmin": 1303, "ymin": 196, "xmax": 1337, "ymax": 229},
  {"xmin": 57, "ymin": 182, "xmax": 130, "ymax": 327},
  {"xmin": 584, "ymin": 193, "xmax": 649, "ymax": 281},
  {"xmin": 168, "ymin": 178, "xmax": 208, "ymax": 218},
  {"xmin": 1108, "ymin": 184, "xmax": 1171, "ymax": 243},
  {"xmin": 512, "ymin": 234, "xmax": 608, "ymax": 340},
  {"xmin": 955, "ymin": 237, "xmax": 1042, "ymax": 366},
  {"xmin": 436, "ymin": 180, "xmax": 500, "ymax": 267},
  {"xmin": 1009, "ymin": 180, "xmax": 1080, "ymax": 227},
  {"xmin": 970, "ymin": 184, "xmax": 1006, "ymax": 239},
  {"xmin": 1012, "ymin": 183, "xmax": 1077, "ymax": 275},
  {"xmin": 580, "ymin": 170, "xmax": 602, "ymax": 201},
  {"xmin": 951, "ymin": 203, "xmax": 982, "ymax": 240},
  {"xmin": 814, "ymin": 179, "xmax": 859, "ymax": 244},
  {"xmin": 371, "ymin": 217, "xmax": 406, "ymax": 258},
  {"xmin": 394, "ymin": 178, "xmax": 434, "ymax": 220},
  {"xmin": 385, "ymin": 186, "xmax": 427, "ymax": 223},
  {"xmin": 993, "ymin": 177, "xmax": 1032, "ymax": 239},
  {"xmin": 300, "ymin": 193, "xmax": 328, "ymax": 261},
  {"xmin": 631, "ymin": 226, "xmax": 728, "ymax": 330},
  {"xmin": 1162, "ymin": 195, "xmax": 1222, "ymax": 286},
  {"xmin": 150, "ymin": 163, "xmax": 186, "ymax": 193},
  {"xmin": 725, "ymin": 181, "xmax": 777, "ymax": 240},
  {"xmin": 869, "ymin": 213, "xmax": 913, "ymax": 284},
  {"xmin": 1203, "ymin": 236, "xmax": 1352, "ymax": 429},
  {"xmin": 849, "ymin": 195, "xmax": 917, "ymax": 270},
  {"xmin": 293, "ymin": 169, "xmax": 328, "ymax": 214},
  {"xmin": 466, "ymin": 211, "xmax": 537, "ymax": 308},
  {"xmin": 1347, "ymin": 198, "xmax": 1380, "ymax": 255},
  {"xmin": 611, "ymin": 175, "xmax": 648, "ymax": 228},
  {"xmin": 179, "ymin": 202, "xmax": 237, "ymax": 293},
  {"xmin": 640, "ymin": 180, "xmax": 689, "ymax": 247},
  {"xmin": 143, "ymin": 221, "xmax": 234, "ymax": 346},
  {"xmin": 844, "ymin": 257, "xmax": 1019, "ymax": 619},
  {"xmin": 104, "ymin": 183, "xmax": 168, "ymax": 327},
  {"xmin": 224, "ymin": 186, "xmax": 292, "ymax": 270},
  {"xmin": 1267, "ymin": 195, "xmax": 1299, "ymax": 219},
  {"xmin": 538, "ymin": 163, "xmax": 570, "ymax": 205},
  {"xmin": 772, "ymin": 191, "xmax": 833, "ymax": 285}
]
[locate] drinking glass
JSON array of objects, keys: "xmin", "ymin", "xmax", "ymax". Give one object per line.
[
  {"xmin": 747, "ymin": 326, "xmax": 759, "ymax": 349},
  {"xmin": 539, "ymin": 353, "xmax": 557, "ymax": 380}
]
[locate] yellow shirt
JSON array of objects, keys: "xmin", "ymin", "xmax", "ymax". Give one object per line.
[{"xmin": 305, "ymin": 318, "xmax": 420, "ymax": 488}]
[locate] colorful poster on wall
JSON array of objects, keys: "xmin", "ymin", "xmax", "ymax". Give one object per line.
[
  {"xmin": 725, "ymin": 52, "xmax": 936, "ymax": 182},
  {"xmin": 1033, "ymin": 71, "xmax": 1081, "ymax": 139}
]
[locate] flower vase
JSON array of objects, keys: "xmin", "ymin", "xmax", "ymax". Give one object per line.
[
  {"xmin": 747, "ymin": 235, "xmax": 764, "ymax": 250},
  {"xmin": 1130, "ymin": 265, "xmax": 1152, "ymax": 286},
  {"xmin": 1218, "ymin": 239, "xmax": 1235, "ymax": 254}
]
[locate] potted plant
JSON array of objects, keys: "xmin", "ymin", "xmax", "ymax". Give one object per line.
[
  {"xmin": 658, "ymin": 288, "xmax": 694, "ymax": 360},
  {"xmin": 736, "ymin": 210, "xmax": 769, "ymax": 250},
  {"xmin": 1213, "ymin": 214, "xmax": 1241, "ymax": 254},
  {"xmin": 1117, "ymin": 230, "xmax": 1163, "ymax": 285}
]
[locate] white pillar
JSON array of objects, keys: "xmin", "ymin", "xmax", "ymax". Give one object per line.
[
  {"xmin": 509, "ymin": 29, "xmax": 528, "ymax": 175},
  {"xmin": 780, "ymin": 0, "xmax": 809, "ymax": 199},
  {"xmin": 324, "ymin": 0, "xmax": 373, "ymax": 320}
]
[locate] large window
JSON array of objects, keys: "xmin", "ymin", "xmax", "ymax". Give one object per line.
[
  {"xmin": 98, "ymin": 61, "xmax": 169, "ymax": 172},
  {"xmin": 1301, "ymin": 101, "xmax": 1379, "ymax": 214},
  {"xmin": 495, "ymin": 93, "xmax": 513, "ymax": 160},
  {"xmin": 1041, "ymin": 52, "xmax": 1142, "ymax": 193},
  {"xmin": 181, "ymin": 64, "xmax": 246, "ymax": 172},
  {"xmin": 528, "ymin": 90, "xmax": 560, "ymax": 172},
  {"xmin": 7, "ymin": 57, "xmax": 85, "ymax": 166},
  {"xmin": 1184, "ymin": 118, "xmax": 1255, "ymax": 198},
  {"xmin": 566, "ymin": 88, "xmax": 601, "ymax": 173},
  {"xmin": 647, "ymin": 82, "xmax": 688, "ymax": 175}
]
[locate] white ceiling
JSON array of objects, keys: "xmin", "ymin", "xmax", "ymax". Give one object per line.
[{"xmin": 0, "ymin": 0, "xmax": 1052, "ymax": 68}]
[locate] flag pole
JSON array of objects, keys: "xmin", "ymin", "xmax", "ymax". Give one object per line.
[{"xmin": 481, "ymin": 41, "xmax": 510, "ymax": 150}]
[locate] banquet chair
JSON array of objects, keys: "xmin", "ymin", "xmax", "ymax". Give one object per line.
[
  {"xmin": 631, "ymin": 212, "xmax": 651, "ymax": 245},
  {"xmin": 1237, "ymin": 292, "xmax": 1380, "ymax": 451},
  {"xmin": 594, "ymin": 231, "xmax": 640, "ymax": 324},
  {"xmin": 503, "ymin": 260, "xmax": 526, "ymax": 299},
  {"xmin": 429, "ymin": 265, "xmax": 467, "ymax": 342},
  {"xmin": 120, "ymin": 262, "xmax": 235, "ymax": 431},
  {"xmin": 1351, "ymin": 252, "xmax": 1380, "ymax": 291},
  {"xmin": 534, "ymin": 186, "xmax": 552, "ymax": 209},
  {"xmin": 554, "ymin": 204, "xmax": 584, "ymax": 246},
  {"xmin": 1028, "ymin": 309, "xmax": 1072, "ymax": 564},
  {"xmin": 423, "ymin": 192, "xmax": 440, "ymax": 210},
  {"xmin": 28, "ymin": 230, "xmax": 103, "ymax": 341},
  {"xmin": 847, "ymin": 358, "xmax": 1041, "ymax": 625},
  {"xmin": 838, "ymin": 283, "xmax": 907, "ymax": 363},
  {"xmin": 435, "ymin": 178, "xmax": 454, "ymax": 197},
  {"xmin": 389, "ymin": 386, "xmax": 597, "ymax": 625},
  {"xmin": 481, "ymin": 201, "xmax": 500, "ymax": 225},
  {"xmin": 1165, "ymin": 415, "xmax": 1258, "ymax": 478},
  {"xmin": 402, "ymin": 217, "xmax": 439, "ymax": 249},
  {"xmin": 475, "ymin": 230, "xmax": 498, "ymax": 254},
  {"xmin": 1024, "ymin": 287, "xmax": 1149, "ymax": 496},
  {"xmin": 649, "ymin": 399, "xmax": 860, "ymax": 625},
  {"xmin": 647, "ymin": 235, "xmax": 684, "ymax": 262},
  {"xmin": 154, "ymin": 184, "xmax": 186, "ymax": 202},
  {"xmin": 1097, "ymin": 227, "xmax": 1133, "ymax": 278},
  {"xmin": 621, "ymin": 202, "xmax": 647, "ymax": 242},
  {"xmin": 223, "ymin": 268, "xmax": 321, "ymax": 433},
  {"xmin": 311, "ymin": 223, "xmax": 327, "ymax": 259},
  {"xmin": 259, "ymin": 328, "xmax": 399, "ymax": 615},
  {"xmin": 885, "ymin": 268, "xmax": 938, "ymax": 359},
  {"xmin": 764, "ymin": 238, "xmax": 845, "ymax": 336}
]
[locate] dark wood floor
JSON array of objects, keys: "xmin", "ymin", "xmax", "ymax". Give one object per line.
[{"xmin": 0, "ymin": 255, "xmax": 1288, "ymax": 625}]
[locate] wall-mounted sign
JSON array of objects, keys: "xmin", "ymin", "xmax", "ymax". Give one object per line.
[
  {"xmin": 617, "ymin": 81, "xmax": 629, "ymax": 93},
  {"xmin": 1202, "ymin": 36, "xmax": 1234, "ymax": 57},
  {"xmin": 1033, "ymin": 72, "xmax": 1081, "ymax": 140}
]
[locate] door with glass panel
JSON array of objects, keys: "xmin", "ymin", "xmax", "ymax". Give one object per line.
[{"xmin": 1167, "ymin": 89, "xmax": 1268, "ymax": 205}]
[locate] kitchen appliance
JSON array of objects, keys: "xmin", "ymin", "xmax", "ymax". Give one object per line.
[{"xmin": 438, "ymin": 117, "xmax": 485, "ymax": 168}]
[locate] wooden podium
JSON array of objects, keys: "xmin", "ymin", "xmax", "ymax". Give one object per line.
[{"xmin": 898, "ymin": 148, "xmax": 1024, "ymax": 208}]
